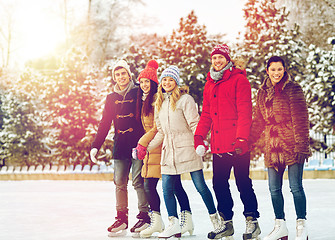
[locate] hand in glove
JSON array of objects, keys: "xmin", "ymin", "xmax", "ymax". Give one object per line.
[
  {"xmin": 296, "ymin": 152, "xmax": 309, "ymax": 164},
  {"xmin": 135, "ymin": 144, "xmax": 147, "ymax": 160},
  {"xmin": 90, "ymin": 148, "xmax": 98, "ymax": 164},
  {"xmin": 232, "ymin": 138, "xmax": 249, "ymax": 155},
  {"xmin": 132, "ymin": 148, "xmax": 138, "ymax": 160},
  {"xmin": 194, "ymin": 135, "xmax": 209, "ymax": 157}
]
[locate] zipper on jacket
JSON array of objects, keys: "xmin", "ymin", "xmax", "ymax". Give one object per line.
[{"xmin": 167, "ymin": 95, "xmax": 177, "ymax": 173}]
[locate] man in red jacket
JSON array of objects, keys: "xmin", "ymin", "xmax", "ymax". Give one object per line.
[{"xmin": 194, "ymin": 44, "xmax": 261, "ymax": 240}]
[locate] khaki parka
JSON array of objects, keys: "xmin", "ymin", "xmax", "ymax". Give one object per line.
[{"xmin": 147, "ymin": 92, "xmax": 203, "ymax": 175}]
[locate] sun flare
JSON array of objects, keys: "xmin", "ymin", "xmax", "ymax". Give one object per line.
[{"xmin": 16, "ymin": 3, "xmax": 66, "ymax": 62}]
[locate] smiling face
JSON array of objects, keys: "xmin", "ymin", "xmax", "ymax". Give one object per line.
[
  {"xmin": 140, "ymin": 78, "xmax": 151, "ymax": 94},
  {"xmin": 211, "ymin": 54, "xmax": 228, "ymax": 71},
  {"xmin": 114, "ymin": 67, "xmax": 130, "ymax": 90},
  {"xmin": 266, "ymin": 61, "xmax": 285, "ymax": 85},
  {"xmin": 161, "ymin": 76, "xmax": 177, "ymax": 93}
]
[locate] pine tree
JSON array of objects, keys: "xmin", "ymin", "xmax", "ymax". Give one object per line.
[
  {"xmin": 158, "ymin": 11, "xmax": 214, "ymax": 109},
  {"xmin": 303, "ymin": 37, "xmax": 335, "ymax": 135},
  {"xmin": 240, "ymin": 0, "xmax": 305, "ymax": 89},
  {"xmin": 42, "ymin": 47, "xmax": 102, "ymax": 166},
  {"xmin": 0, "ymin": 89, "xmax": 49, "ymax": 166}
]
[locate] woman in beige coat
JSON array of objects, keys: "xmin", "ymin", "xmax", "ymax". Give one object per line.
[
  {"xmin": 138, "ymin": 65, "xmax": 219, "ymax": 239},
  {"xmin": 133, "ymin": 60, "xmax": 191, "ymax": 238}
]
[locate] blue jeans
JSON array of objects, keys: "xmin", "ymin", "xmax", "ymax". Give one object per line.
[
  {"xmin": 268, "ymin": 163, "xmax": 307, "ymax": 220},
  {"xmin": 162, "ymin": 170, "xmax": 216, "ymax": 218},
  {"xmin": 213, "ymin": 153, "xmax": 259, "ymax": 220},
  {"xmin": 113, "ymin": 158, "xmax": 149, "ymax": 213}
]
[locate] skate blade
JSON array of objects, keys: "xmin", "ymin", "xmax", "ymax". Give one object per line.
[
  {"xmin": 132, "ymin": 232, "xmax": 141, "ymax": 238},
  {"xmin": 158, "ymin": 232, "xmax": 182, "ymax": 239},
  {"xmin": 224, "ymin": 236, "xmax": 234, "ymax": 240},
  {"xmin": 243, "ymin": 233, "xmax": 260, "ymax": 240},
  {"xmin": 108, "ymin": 229, "xmax": 127, "ymax": 237}
]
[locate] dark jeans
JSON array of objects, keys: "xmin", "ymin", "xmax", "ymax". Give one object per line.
[
  {"xmin": 144, "ymin": 178, "xmax": 161, "ymax": 213},
  {"xmin": 213, "ymin": 153, "xmax": 259, "ymax": 220},
  {"xmin": 268, "ymin": 163, "xmax": 307, "ymax": 220}
]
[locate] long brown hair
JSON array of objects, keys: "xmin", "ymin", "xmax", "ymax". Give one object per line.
[{"xmin": 136, "ymin": 80, "xmax": 158, "ymax": 121}]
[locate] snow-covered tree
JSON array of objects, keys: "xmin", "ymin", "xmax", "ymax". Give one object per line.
[
  {"xmin": 303, "ymin": 37, "xmax": 335, "ymax": 135},
  {"xmin": 0, "ymin": 88, "xmax": 49, "ymax": 166},
  {"xmin": 240, "ymin": 0, "xmax": 306, "ymax": 91},
  {"xmin": 40, "ymin": 47, "xmax": 103, "ymax": 166},
  {"xmin": 278, "ymin": 0, "xmax": 335, "ymax": 50},
  {"xmin": 70, "ymin": 0, "xmax": 144, "ymax": 66}
]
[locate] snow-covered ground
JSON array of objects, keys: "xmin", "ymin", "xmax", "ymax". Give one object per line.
[{"xmin": 0, "ymin": 179, "xmax": 334, "ymax": 240}]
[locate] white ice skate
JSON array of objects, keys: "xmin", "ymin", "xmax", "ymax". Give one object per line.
[
  {"xmin": 180, "ymin": 210, "xmax": 194, "ymax": 236},
  {"xmin": 140, "ymin": 211, "xmax": 165, "ymax": 238},
  {"xmin": 158, "ymin": 216, "xmax": 181, "ymax": 239},
  {"xmin": 263, "ymin": 219, "xmax": 288, "ymax": 240},
  {"xmin": 295, "ymin": 219, "xmax": 308, "ymax": 240}
]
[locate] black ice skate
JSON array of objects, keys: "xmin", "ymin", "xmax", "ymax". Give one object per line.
[
  {"xmin": 130, "ymin": 211, "xmax": 150, "ymax": 238},
  {"xmin": 208, "ymin": 216, "xmax": 234, "ymax": 240},
  {"xmin": 107, "ymin": 211, "xmax": 128, "ymax": 237},
  {"xmin": 243, "ymin": 216, "xmax": 261, "ymax": 240}
]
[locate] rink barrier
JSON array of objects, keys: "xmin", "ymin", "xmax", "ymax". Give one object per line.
[{"xmin": 0, "ymin": 162, "xmax": 335, "ymax": 180}]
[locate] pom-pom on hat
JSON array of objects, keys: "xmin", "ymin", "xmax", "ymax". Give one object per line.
[
  {"xmin": 159, "ymin": 65, "xmax": 180, "ymax": 86},
  {"xmin": 112, "ymin": 59, "xmax": 132, "ymax": 81},
  {"xmin": 211, "ymin": 44, "xmax": 231, "ymax": 62},
  {"xmin": 138, "ymin": 59, "xmax": 159, "ymax": 84}
]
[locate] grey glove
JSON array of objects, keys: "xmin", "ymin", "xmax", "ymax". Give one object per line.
[{"xmin": 296, "ymin": 152, "xmax": 308, "ymax": 164}]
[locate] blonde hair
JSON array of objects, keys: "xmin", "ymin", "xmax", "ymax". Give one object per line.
[{"xmin": 154, "ymin": 84, "xmax": 189, "ymax": 113}]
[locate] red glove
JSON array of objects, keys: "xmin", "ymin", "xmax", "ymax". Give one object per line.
[
  {"xmin": 232, "ymin": 138, "xmax": 249, "ymax": 155},
  {"xmin": 135, "ymin": 144, "xmax": 147, "ymax": 160}
]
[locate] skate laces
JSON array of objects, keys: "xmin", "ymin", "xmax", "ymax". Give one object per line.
[
  {"xmin": 296, "ymin": 219, "xmax": 305, "ymax": 237},
  {"xmin": 213, "ymin": 220, "xmax": 230, "ymax": 233},
  {"xmin": 166, "ymin": 217, "xmax": 176, "ymax": 230},
  {"xmin": 268, "ymin": 221, "xmax": 281, "ymax": 236},
  {"xmin": 111, "ymin": 219, "xmax": 123, "ymax": 228},
  {"xmin": 245, "ymin": 217, "xmax": 257, "ymax": 233},
  {"xmin": 180, "ymin": 211, "xmax": 188, "ymax": 227}
]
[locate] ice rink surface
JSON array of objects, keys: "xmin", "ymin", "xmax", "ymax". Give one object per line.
[{"xmin": 1, "ymin": 179, "xmax": 334, "ymax": 240}]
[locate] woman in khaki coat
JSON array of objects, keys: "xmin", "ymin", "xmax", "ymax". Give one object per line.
[{"xmin": 137, "ymin": 65, "xmax": 219, "ymax": 239}]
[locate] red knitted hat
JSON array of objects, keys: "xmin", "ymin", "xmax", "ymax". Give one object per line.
[
  {"xmin": 138, "ymin": 59, "xmax": 159, "ymax": 84},
  {"xmin": 211, "ymin": 44, "xmax": 231, "ymax": 62}
]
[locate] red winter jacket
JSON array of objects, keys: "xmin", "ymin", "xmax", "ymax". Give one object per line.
[{"xmin": 195, "ymin": 63, "xmax": 252, "ymax": 154}]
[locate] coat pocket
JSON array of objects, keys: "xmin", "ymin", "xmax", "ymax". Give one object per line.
[{"xmin": 174, "ymin": 139, "xmax": 197, "ymax": 163}]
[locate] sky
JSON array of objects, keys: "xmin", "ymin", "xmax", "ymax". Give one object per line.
[
  {"xmin": 1, "ymin": 0, "xmax": 247, "ymax": 65},
  {"xmin": 137, "ymin": 0, "xmax": 247, "ymax": 39},
  {"xmin": 1, "ymin": 179, "xmax": 335, "ymax": 240}
]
